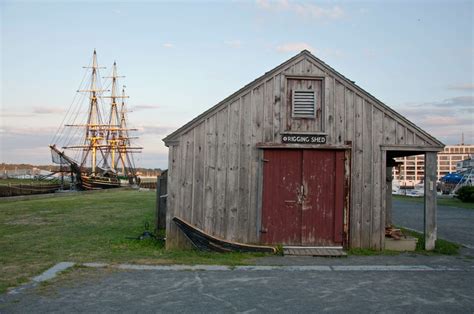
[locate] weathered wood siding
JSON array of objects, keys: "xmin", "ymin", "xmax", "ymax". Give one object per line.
[{"xmin": 165, "ymin": 54, "xmax": 441, "ymax": 249}]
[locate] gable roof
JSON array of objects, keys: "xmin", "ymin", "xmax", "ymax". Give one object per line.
[{"xmin": 163, "ymin": 50, "xmax": 444, "ymax": 148}]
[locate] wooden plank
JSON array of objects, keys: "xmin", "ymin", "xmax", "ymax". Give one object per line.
[
  {"xmin": 302, "ymin": 58, "xmax": 312, "ymax": 75},
  {"xmin": 203, "ymin": 115, "xmax": 217, "ymax": 234},
  {"xmin": 406, "ymin": 129, "xmax": 415, "ymax": 145},
  {"xmin": 238, "ymin": 92, "xmax": 252, "ymax": 242},
  {"xmin": 424, "ymin": 152, "xmax": 438, "ymax": 250},
  {"xmin": 325, "ymin": 77, "xmax": 335, "ymax": 143},
  {"xmin": 371, "ymin": 108, "xmax": 384, "ymax": 249},
  {"xmin": 290, "ymin": 60, "xmax": 304, "ymax": 75},
  {"xmin": 351, "ymin": 94, "xmax": 363, "ymax": 248},
  {"xmin": 226, "ymin": 98, "xmax": 241, "ymax": 241},
  {"xmin": 156, "ymin": 173, "xmax": 167, "ymax": 229},
  {"xmin": 385, "ymin": 167, "xmax": 393, "ymax": 227},
  {"xmin": 308, "ymin": 59, "xmax": 328, "ymax": 76},
  {"xmin": 255, "ymin": 148, "xmax": 264, "ymax": 241},
  {"xmin": 215, "ymin": 107, "xmax": 229, "ymax": 238},
  {"xmin": 415, "ymin": 135, "xmax": 426, "ymax": 146},
  {"xmin": 273, "ymin": 74, "xmax": 282, "ymax": 141},
  {"xmin": 396, "ymin": 123, "xmax": 406, "ymax": 145},
  {"xmin": 345, "ymin": 89, "xmax": 354, "ymax": 142},
  {"xmin": 175, "ymin": 135, "xmax": 193, "ymax": 248},
  {"xmin": 263, "ymin": 78, "xmax": 274, "ymax": 143},
  {"xmin": 334, "ymin": 151, "xmax": 345, "ymax": 245},
  {"xmin": 249, "ymin": 84, "xmax": 264, "ymax": 243},
  {"xmin": 383, "ymin": 114, "xmax": 397, "ymax": 145},
  {"xmin": 165, "ymin": 145, "xmax": 179, "ymax": 249},
  {"xmin": 192, "ymin": 122, "xmax": 205, "ymax": 228},
  {"xmin": 334, "ymin": 81, "xmax": 345, "ymax": 144},
  {"xmin": 361, "ymin": 99, "xmax": 373, "ymax": 248},
  {"xmin": 380, "ymin": 161, "xmax": 387, "ymax": 250},
  {"xmin": 182, "ymin": 130, "xmax": 194, "ymax": 228}
]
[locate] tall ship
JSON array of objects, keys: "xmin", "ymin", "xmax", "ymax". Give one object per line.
[{"xmin": 50, "ymin": 50, "xmax": 142, "ymax": 190}]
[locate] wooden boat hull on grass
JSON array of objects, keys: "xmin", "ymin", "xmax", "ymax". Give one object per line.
[{"xmin": 172, "ymin": 217, "xmax": 276, "ymax": 254}]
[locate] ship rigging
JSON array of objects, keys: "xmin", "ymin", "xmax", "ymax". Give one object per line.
[{"xmin": 50, "ymin": 50, "xmax": 142, "ymax": 190}]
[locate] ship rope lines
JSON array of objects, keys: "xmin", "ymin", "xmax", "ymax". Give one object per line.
[{"xmin": 49, "ymin": 50, "xmax": 142, "ymax": 190}]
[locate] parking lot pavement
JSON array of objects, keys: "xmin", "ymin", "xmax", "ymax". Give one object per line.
[
  {"xmin": 393, "ymin": 199, "xmax": 474, "ymax": 248},
  {"xmin": 1, "ymin": 265, "xmax": 473, "ymax": 313}
]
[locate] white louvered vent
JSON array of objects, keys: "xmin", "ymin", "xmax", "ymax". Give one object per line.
[{"xmin": 292, "ymin": 90, "xmax": 316, "ymax": 118}]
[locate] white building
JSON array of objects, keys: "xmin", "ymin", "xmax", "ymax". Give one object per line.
[{"xmin": 394, "ymin": 144, "xmax": 474, "ymax": 186}]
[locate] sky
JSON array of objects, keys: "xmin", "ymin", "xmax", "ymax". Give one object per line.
[{"xmin": 1, "ymin": 0, "xmax": 473, "ymax": 169}]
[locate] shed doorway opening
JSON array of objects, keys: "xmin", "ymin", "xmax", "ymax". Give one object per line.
[{"xmin": 261, "ymin": 149, "xmax": 345, "ymax": 246}]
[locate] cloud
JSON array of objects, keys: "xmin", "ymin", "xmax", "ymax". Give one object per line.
[
  {"xmin": 133, "ymin": 105, "xmax": 160, "ymax": 111},
  {"xmin": 0, "ymin": 111, "xmax": 32, "ymax": 117},
  {"xmin": 447, "ymin": 83, "xmax": 474, "ymax": 91},
  {"xmin": 32, "ymin": 107, "xmax": 65, "ymax": 114},
  {"xmin": 276, "ymin": 42, "xmax": 315, "ymax": 53},
  {"xmin": 256, "ymin": 0, "xmax": 345, "ymax": 20},
  {"xmin": 1, "ymin": 126, "xmax": 57, "ymax": 136},
  {"xmin": 396, "ymin": 96, "xmax": 474, "ymax": 145},
  {"xmin": 137, "ymin": 125, "xmax": 177, "ymax": 136},
  {"xmin": 224, "ymin": 40, "xmax": 242, "ymax": 49},
  {"xmin": 162, "ymin": 43, "xmax": 174, "ymax": 48}
]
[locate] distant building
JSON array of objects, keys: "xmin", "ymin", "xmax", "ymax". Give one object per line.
[{"xmin": 394, "ymin": 144, "xmax": 474, "ymax": 186}]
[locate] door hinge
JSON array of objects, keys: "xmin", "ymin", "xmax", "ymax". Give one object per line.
[
  {"xmin": 260, "ymin": 228, "xmax": 268, "ymax": 233},
  {"xmin": 262, "ymin": 159, "xmax": 269, "ymax": 162}
]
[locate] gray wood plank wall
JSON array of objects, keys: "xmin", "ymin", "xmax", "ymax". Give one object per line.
[{"xmin": 166, "ymin": 55, "xmax": 440, "ymax": 249}]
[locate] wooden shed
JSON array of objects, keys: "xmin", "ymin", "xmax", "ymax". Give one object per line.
[{"xmin": 162, "ymin": 50, "xmax": 444, "ymax": 251}]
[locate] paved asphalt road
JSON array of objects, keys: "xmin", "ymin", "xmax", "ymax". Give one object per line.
[
  {"xmin": 1, "ymin": 266, "xmax": 474, "ymax": 313},
  {"xmin": 392, "ymin": 199, "xmax": 474, "ymax": 248}
]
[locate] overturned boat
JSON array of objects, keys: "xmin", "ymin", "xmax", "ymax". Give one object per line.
[{"xmin": 172, "ymin": 217, "xmax": 276, "ymax": 254}]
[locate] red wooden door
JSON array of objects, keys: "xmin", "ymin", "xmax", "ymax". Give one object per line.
[
  {"xmin": 261, "ymin": 150, "xmax": 302, "ymax": 245},
  {"xmin": 301, "ymin": 150, "xmax": 344, "ymax": 246},
  {"xmin": 261, "ymin": 149, "xmax": 344, "ymax": 246}
]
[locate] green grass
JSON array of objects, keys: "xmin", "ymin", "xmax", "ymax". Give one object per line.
[
  {"xmin": 348, "ymin": 228, "xmax": 461, "ymax": 256},
  {"xmin": 0, "ymin": 178, "xmax": 60, "ymax": 185},
  {"xmin": 400, "ymin": 228, "xmax": 461, "ymax": 255},
  {"xmin": 0, "ymin": 190, "xmax": 263, "ymax": 294},
  {"xmin": 393, "ymin": 194, "xmax": 474, "ymax": 209}
]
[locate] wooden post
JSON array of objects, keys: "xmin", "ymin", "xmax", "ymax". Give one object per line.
[
  {"xmin": 385, "ymin": 166, "xmax": 393, "ymax": 227},
  {"xmin": 156, "ymin": 172, "xmax": 168, "ymax": 230},
  {"xmin": 424, "ymin": 152, "xmax": 437, "ymax": 251},
  {"xmin": 156, "ymin": 175, "xmax": 160, "ymax": 229}
]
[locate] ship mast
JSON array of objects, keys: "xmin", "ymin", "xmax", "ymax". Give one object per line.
[
  {"xmin": 80, "ymin": 50, "xmax": 106, "ymax": 176},
  {"xmin": 103, "ymin": 64, "xmax": 141, "ymax": 178},
  {"xmin": 103, "ymin": 61, "xmax": 124, "ymax": 171},
  {"xmin": 56, "ymin": 50, "xmax": 142, "ymax": 186},
  {"xmin": 119, "ymin": 86, "xmax": 129, "ymax": 174}
]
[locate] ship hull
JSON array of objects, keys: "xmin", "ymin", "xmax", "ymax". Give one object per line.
[{"xmin": 80, "ymin": 175, "xmax": 121, "ymax": 190}]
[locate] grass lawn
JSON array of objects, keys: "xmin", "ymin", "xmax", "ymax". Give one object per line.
[
  {"xmin": 0, "ymin": 190, "xmax": 264, "ymax": 294},
  {"xmin": 393, "ymin": 194, "xmax": 474, "ymax": 209},
  {"xmin": 0, "ymin": 178, "xmax": 60, "ymax": 185}
]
